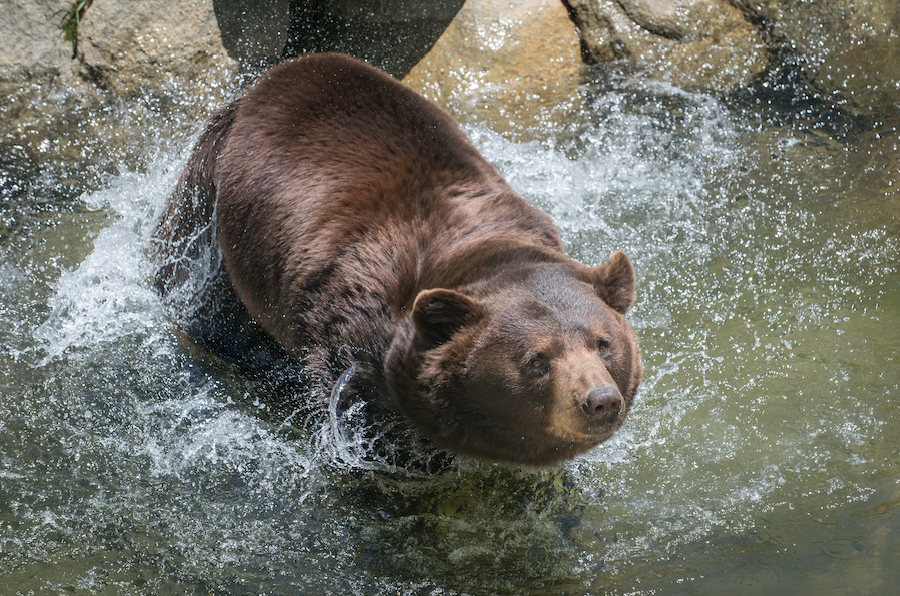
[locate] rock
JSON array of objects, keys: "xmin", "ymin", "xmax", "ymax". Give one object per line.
[
  {"xmin": 565, "ymin": 0, "xmax": 900, "ymax": 116},
  {"xmin": 561, "ymin": 0, "xmax": 768, "ymax": 94},
  {"xmin": 75, "ymin": 0, "xmax": 237, "ymax": 97},
  {"xmin": 214, "ymin": 0, "xmax": 293, "ymax": 71},
  {"xmin": 0, "ymin": 0, "xmax": 472, "ymax": 114},
  {"xmin": 281, "ymin": 0, "xmax": 466, "ymax": 78},
  {"xmin": 0, "ymin": 0, "xmax": 241, "ymax": 192},
  {"xmin": 617, "ymin": 0, "xmax": 705, "ymax": 39},
  {"xmin": 402, "ymin": 0, "xmax": 584, "ymax": 137},
  {"xmin": 0, "ymin": 0, "xmax": 73, "ymax": 77},
  {"xmin": 1, "ymin": 0, "xmax": 473, "ymax": 183},
  {"xmin": 737, "ymin": 0, "xmax": 900, "ymax": 117}
]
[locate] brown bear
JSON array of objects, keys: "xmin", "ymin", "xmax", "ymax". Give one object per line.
[{"xmin": 153, "ymin": 53, "xmax": 642, "ymax": 466}]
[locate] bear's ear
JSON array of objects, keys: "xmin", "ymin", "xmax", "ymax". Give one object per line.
[
  {"xmin": 412, "ymin": 289, "xmax": 484, "ymax": 347},
  {"xmin": 590, "ymin": 251, "xmax": 636, "ymax": 314}
]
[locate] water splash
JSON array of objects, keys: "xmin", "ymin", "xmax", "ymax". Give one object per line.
[
  {"xmin": 315, "ymin": 363, "xmax": 461, "ymax": 476},
  {"xmin": 32, "ymin": 155, "xmax": 184, "ymax": 363},
  {"xmin": 2, "ymin": 72, "xmax": 898, "ymax": 594}
]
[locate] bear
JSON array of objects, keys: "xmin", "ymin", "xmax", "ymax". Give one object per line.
[{"xmin": 153, "ymin": 53, "xmax": 642, "ymax": 466}]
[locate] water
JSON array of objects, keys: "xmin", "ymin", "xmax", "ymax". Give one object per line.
[{"xmin": 1, "ymin": 71, "xmax": 898, "ymax": 595}]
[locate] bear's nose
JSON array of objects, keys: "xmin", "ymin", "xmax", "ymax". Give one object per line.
[{"xmin": 583, "ymin": 386, "xmax": 623, "ymax": 423}]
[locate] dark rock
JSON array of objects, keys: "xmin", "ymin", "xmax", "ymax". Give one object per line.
[
  {"xmin": 213, "ymin": 0, "xmax": 293, "ymax": 72},
  {"xmin": 562, "ymin": 0, "xmax": 768, "ymax": 94},
  {"xmin": 280, "ymin": 0, "xmax": 465, "ymax": 78}
]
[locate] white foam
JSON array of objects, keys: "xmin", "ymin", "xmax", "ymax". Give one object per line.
[
  {"xmin": 138, "ymin": 387, "xmax": 314, "ymax": 490},
  {"xmin": 33, "ymin": 154, "xmax": 184, "ymax": 362}
]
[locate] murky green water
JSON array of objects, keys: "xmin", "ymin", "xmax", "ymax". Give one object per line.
[{"xmin": 1, "ymin": 70, "xmax": 898, "ymax": 595}]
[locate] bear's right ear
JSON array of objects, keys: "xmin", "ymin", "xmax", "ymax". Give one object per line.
[{"xmin": 412, "ymin": 289, "xmax": 484, "ymax": 348}]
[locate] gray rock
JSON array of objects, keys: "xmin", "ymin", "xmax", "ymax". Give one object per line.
[
  {"xmin": 75, "ymin": 0, "xmax": 236, "ymax": 96},
  {"xmin": 738, "ymin": 0, "xmax": 900, "ymax": 116},
  {"xmin": 0, "ymin": 0, "xmax": 465, "ymax": 95},
  {"xmin": 0, "ymin": 0, "xmax": 73, "ymax": 77},
  {"xmin": 565, "ymin": 0, "xmax": 900, "ymax": 115},
  {"xmin": 562, "ymin": 0, "xmax": 768, "ymax": 93},
  {"xmin": 0, "ymin": 0, "xmax": 466, "ymax": 183},
  {"xmin": 0, "ymin": 0, "xmax": 239, "ymax": 189}
]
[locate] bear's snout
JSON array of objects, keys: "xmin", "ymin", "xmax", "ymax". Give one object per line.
[{"xmin": 582, "ymin": 386, "xmax": 624, "ymax": 423}]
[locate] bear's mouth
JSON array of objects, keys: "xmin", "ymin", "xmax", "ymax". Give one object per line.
[
  {"xmin": 546, "ymin": 416, "xmax": 623, "ymax": 445},
  {"xmin": 421, "ymin": 405, "xmax": 626, "ymax": 466},
  {"xmin": 489, "ymin": 408, "xmax": 629, "ymax": 465}
]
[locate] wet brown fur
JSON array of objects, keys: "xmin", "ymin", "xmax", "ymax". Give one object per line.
[{"xmin": 154, "ymin": 54, "xmax": 642, "ymax": 466}]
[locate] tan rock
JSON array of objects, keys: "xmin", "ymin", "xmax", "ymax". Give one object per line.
[
  {"xmin": 0, "ymin": 0, "xmax": 73, "ymax": 78},
  {"xmin": 76, "ymin": 0, "xmax": 237, "ymax": 97},
  {"xmin": 403, "ymin": 0, "xmax": 583, "ymax": 137}
]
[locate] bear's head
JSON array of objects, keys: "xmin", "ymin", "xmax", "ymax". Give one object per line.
[{"xmin": 386, "ymin": 251, "xmax": 642, "ymax": 466}]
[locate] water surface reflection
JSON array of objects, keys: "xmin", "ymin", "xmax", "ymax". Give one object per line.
[{"xmin": 0, "ymin": 74, "xmax": 897, "ymax": 594}]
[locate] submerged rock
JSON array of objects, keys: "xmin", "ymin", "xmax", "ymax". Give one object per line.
[{"xmin": 736, "ymin": 0, "xmax": 900, "ymax": 116}]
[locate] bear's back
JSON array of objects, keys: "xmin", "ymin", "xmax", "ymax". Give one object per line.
[{"xmin": 213, "ymin": 54, "xmax": 564, "ymax": 351}]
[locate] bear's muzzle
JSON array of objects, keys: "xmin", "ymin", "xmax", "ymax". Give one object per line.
[{"xmin": 582, "ymin": 385, "xmax": 624, "ymax": 424}]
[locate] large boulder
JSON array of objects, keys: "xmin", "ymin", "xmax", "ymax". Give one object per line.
[
  {"xmin": 0, "ymin": 0, "xmax": 240, "ymax": 193},
  {"xmin": 0, "ymin": 0, "xmax": 487, "ymax": 188},
  {"xmin": 563, "ymin": 0, "xmax": 900, "ymax": 116},
  {"xmin": 0, "ymin": 0, "xmax": 463, "ymax": 96},
  {"xmin": 561, "ymin": 0, "xmax": 768, "ymax": 93},
  {"xmin": 736, "ymin": 0, "xmax": 900, "ymax": 116},
  {"xmin": 0, "ymin": 0, "xmax": 240, "ymax": 98},
  {"xmin": 75, "ymin": 0, "xmax": 237, "ymax": 97},
  {"xmin": 403, "ymin": 0, "xmax": 584, "ymax": 136},
  {"xmin": 0, "ymin": 0, "xmax": 73, "ymax": 79}
]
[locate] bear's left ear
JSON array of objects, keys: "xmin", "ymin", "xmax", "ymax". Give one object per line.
[
  {"xmin": 412, "ymin": 288, "xmax": 484, "ymax": 348},
  {"xmin": 590, "ymin": 251, "xmax": 636, "ymax": 314}
]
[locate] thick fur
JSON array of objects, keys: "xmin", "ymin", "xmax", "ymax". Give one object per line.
[{"xmin": 154, "ymin": 54, "xmax": 642, "ymax": 466}]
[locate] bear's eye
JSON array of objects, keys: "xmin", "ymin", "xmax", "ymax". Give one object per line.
[
  {"xmin": 598, "ymin": 341, "xmax": 611, "ymax": 357},
  {"xmin": 526, "ymin": 356, "xmax": 549, "ymax": 376}
]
